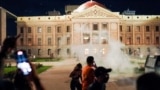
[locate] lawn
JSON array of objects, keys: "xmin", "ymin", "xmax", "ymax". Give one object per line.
[
  {"xmin": 4, "ymin": 66, "xmax": 52, "ymax": 75},
  {"xmin": 4, "ymin": 66, "xmax": 17, "ymax": 74},
  {"xmin": 31, "ymin": 57, "xmax": 63, "ymax": 62},
  {"xmin": 36, "ymin": 66, "xmax": 52, "ymax": 73},
  {"xmin": 3, "ymin": 66, "xmax": 51, "ymax": 80}
]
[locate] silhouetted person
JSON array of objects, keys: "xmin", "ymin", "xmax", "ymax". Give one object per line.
[
  {"xmin": 0, "ymin": 35, "xmax": 21, "ymax": 90},
  {"xmin": 0, "ymin": 35, "xmax": 20, "ymax": 78},
  {"xmin": 13, "ymin": 50, "xmax": 45, "ymax": 90},
  {"xmin": 88, "ymin": 66, "xmax": 112, "ymax": 90},
  {"xmin": 136, "ymin": 72, "xmax": 160, "ymax": 90},
  {"xmin": 82, "ymin": 56, "xmax": 96, "ymax": 90},
  {"xmin": 69, "ymin": 63, "xmax": 82, "ymax": 90},
  {"xmin": 0, "ymin": 35, "xmax": 44, "ymax": 90}
]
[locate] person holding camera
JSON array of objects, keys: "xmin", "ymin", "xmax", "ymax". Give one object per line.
[
  {"xmin": 0, "ymin": 35, "xmax": 20, "ymax": 90},
  {"xmin": 88, "ymin": 66, "xmax": 112, "ymax": 90},
  {"xmin": 0, "ymin": 35, "xmax": 44, "ymax": 90}
]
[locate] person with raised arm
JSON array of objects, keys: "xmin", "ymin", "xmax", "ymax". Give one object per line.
[{"xmin": 82, "ymin": 56, "xmax": 96, "ymax": 90}]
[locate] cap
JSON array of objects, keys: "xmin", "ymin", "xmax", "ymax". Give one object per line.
[{"xmin": 94, "ymin": 66, "xmax": 112, "ymax": 77}]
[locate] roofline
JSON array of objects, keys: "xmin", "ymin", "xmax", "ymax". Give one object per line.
[{"xmin": 0, "ymin": 7, "xmax": 17, "ymax": 18}]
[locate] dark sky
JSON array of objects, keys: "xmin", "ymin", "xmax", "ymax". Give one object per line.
[
  {"xmin": 1, "ymin": 0, "xmax": 160, "ymax": 36},
  {"xmin": 1, "ymin": 0, "xmax": 160, "ymax": 16}
]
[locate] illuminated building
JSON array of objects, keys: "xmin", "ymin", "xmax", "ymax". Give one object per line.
[{"xmin": 16, "ymin": 1, "xmax": 160, "ymax": 58}]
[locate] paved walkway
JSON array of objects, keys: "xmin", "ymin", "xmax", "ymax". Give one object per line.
[{"xmin": 37, "ymin": 58, "xmax": 138, "ymax": 90}]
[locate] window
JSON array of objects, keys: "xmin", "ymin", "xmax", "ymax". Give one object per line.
[
  {"xmin": 57, "ymin": 49, "xmax": 61, "ymax": 55},
  {"xmin": 28, "ymin": 38, "xmax": 32, "ymax": 45},
  {"xmin": 57, "ymin": 37, "xmax": 61, "ymax": 46},
  {"xmin": 28, "ymin": 49, "xmax": 31, "ymax": 55},
  {"xmin": 146, "ymin": 36, "xmax": 150, "ymax": 44},
  {"xmin": 93, "ymin": 24, "xmax": 98, "ymax": 30},
  {"xmin": 57, "ymin": 26, "xmax": 61, "ymax": 33},
  {"xmin": 38, "ymin": 49, "xmax": 41, "ymax": 55},
  {"xmin": 67, "ymin": 37, "xmax": 70, "ymax": 45},
  {"xmin": 83, "ymin": 33, "xmax": 90, "ymax": 44},
  {"xmin": 38, "ymin": 38, "xmax": 42, "ymax": 45},
  {"xmin": 102, "ymin": 23, "xmax": 107, "ymax": 30},
  {"xmin": 156, "ymin": 37, "xmax": 159, "ymax": 44},
  {"xmin": 48, "ymin": 38, "xmax": 51, "ymax": 45},
  {"xmin": 147, "ymin": 47, "xmax": 150, "ymax": 53},
  {"xmin": 28, "ymin": 27, "xmax": 31, "ymax": 33},
  {"xmin": 48, "ymin": 49, "xmax": 51, "ymax": 55},
  {"xmin": 20, "ymin": 27, "xmax": 24, "ymax": 33},
  {"xmin": 126, "ymin": 26, "xmax": 131, "ymax": 32},
  {"xmin": 128, "ymin": 48, "xmax": 132, "ymax": 55},
  {"xmin": 101, "ymin": 38, "xmax": 107, "ymax": 44},
  {"xmin": 156, "ymin": 26, "xmax": 159, "ymax": 32},
  {"xmin": 20, "ymin": 38, "xmax": 23, "ymax": 45},
  {"xmin": 37, "ymin": 27, "xmax": 42, "ymax": 33},
  {"xmin": 67, "ymin": 49, "xmax": 70, "ymax": 55},
  {"xmin": 119, "ymin": 25, "xmax": 122, "ymax": 32},
  {"xmin": 85, "ymin": 49, "xmax": 89, "ymax": 55},
  {"xmin": 146, "ymin": 26, "xmax": 150, "ymax": 32},
  {"xmin": 47, "ymin": 27, "xmax": 51, "ymax": 33},
  {"xmin": 126, "ymin": 37, "xmax": 132, "ymax": 45},
  {"xmin": 120, "ymin": 36, "xmax": 123, "ymax": 42},
  {"xmin": 101, "ymin": 48, "xmax": 105, "ymax": 55},
  {"xmin": 66, "ymin": 26, "xmax": 70, "ymax": 32},
  {"xmin": 136, "ymin": 26, "xmax": 140, "ymax": 32},
  {"xmin": 136, "ymin": 37, "xmax": 140, "ymax": 44}
]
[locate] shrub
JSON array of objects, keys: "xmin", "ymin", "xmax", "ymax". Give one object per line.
[
  {"xmin": 34, "ymin": 63, "xmax": 43, "ymax": 69},
  {"xmin": 134, "ymin": 67, "xmax": 145, "ymax": 74}
]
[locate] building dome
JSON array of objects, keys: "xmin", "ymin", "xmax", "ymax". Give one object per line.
[{"xmin": 73, "ymin": 1, "xmax": 106, "ymax": 13}]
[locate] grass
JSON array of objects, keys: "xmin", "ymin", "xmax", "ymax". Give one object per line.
[
  {"xmin": 3, "ymin": 66, "xmax": 52, "ymax": 80},
  {"xmin": 36, "ymin": 66, "xmax": 52, "ymax": 74},
  {"xmin": 4, "ymin": 66, "xmax": 17, "ymax": 74},
  {"xmin": 31, "ymin": 57, "xmax": 63, "ymax": 62},
  {"xmin": 4, "ymin": 66, "xmax": 52, "ymax": 75}
]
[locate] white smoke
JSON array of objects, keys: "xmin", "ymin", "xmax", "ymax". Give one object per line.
[
  {"xmin": 104, "ymin": 39, "xmax": 135, "ymax": 73},
  {"xmin": 72, "ymin": 23, "xmax": 137, "ymax": 73}
]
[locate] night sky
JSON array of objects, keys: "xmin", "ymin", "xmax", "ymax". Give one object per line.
[{"xmin": 1, "ymin": 0, "xmax": 160, "ymax": 16}]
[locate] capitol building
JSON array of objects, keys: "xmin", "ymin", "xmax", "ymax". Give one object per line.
[{"xmin": 2, "ymin": 1, "xmax": 160, "ymax": 58}]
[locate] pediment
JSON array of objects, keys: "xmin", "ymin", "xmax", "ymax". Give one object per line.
[{"xmin": 72, "ymin": 5, "xmax": 120, "ymax": 19}]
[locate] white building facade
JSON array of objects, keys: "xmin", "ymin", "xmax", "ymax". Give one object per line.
[{"xmin": 16, "ymin": 1, "xmax": 160, "ymax": 58}]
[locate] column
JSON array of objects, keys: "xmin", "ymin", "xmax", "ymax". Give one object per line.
[
  {"xmin": 0, "ymin": 8, "xmax": 6, "ymax": 45},
  {"xmin": 117, "ymin": 22, "xmax": 120, "ymax": 41},
  {"xmin": 132, "ymin": 24, "xmax": 135, "ymax": 45},
  {"xmin": 142, "ymin": 25, "xmax": 145, "ymax": 44},
  {"xmin": 151, "ymin": 25, "xmax": 154, "ymax": 45},
  {"xmin": 108, "ymin": 22, "xmax": 110, "ymax": 42}
]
